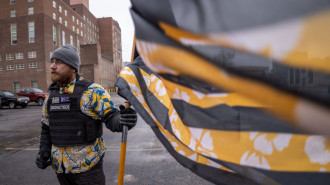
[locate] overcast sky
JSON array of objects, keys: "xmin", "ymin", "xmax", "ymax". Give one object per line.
[{"xmin": 89, "ymin": 0, "xmax": 134, "ymax": 62}]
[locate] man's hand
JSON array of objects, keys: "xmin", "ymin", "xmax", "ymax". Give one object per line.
[
  {"xmin": 119, "ymin": 105, "xmax": 137, "ymax": 130},
  {"xmin": 36, "ymin": 151, "xmax": 51, "ymax": 169}
]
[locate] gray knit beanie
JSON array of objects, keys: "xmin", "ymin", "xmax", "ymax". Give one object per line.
[{"xmin": 51, "ymin": 44, "xmax": 80, "ymax": 72}]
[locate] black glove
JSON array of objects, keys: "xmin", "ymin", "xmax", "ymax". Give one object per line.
[
  {"xmin": 103, "ymin": 105, "xmax": 137, "ymax": 132},
  {"xmin": 36, "ymin": 151, "xmax": 51, "ymax": 169},
  {"xmin": 36, "ymin": 124, "xmax": 52, "ymax": 169},
  {"xmin": 119, "ymin": 105, "xmax": 137, "ymax": 130}
]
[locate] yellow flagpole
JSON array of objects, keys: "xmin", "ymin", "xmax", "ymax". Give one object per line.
[{"xmin": 118, "ymin": 33, "xmax": 135, "ymax": 185}]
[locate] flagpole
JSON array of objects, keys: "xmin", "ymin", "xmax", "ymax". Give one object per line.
[
  {"xmin": 118, "ymin": 101, "xmax": 130, "ymax": 185},
  {"xmin": 118, "ymin": 33, "xmax": 135, "ymax": 185}
]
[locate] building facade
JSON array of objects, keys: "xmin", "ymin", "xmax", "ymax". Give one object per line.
[{"xmin": 0, "ymin": 0, "xmax": 122, "ymax": 92}]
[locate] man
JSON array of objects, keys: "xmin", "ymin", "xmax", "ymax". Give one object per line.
[{"xmin": 36, "ymin": 44, "xmax": 137, "ymax": 185}]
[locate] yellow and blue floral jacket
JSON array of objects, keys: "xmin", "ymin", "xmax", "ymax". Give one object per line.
[{"xmin": 41, "ymin": 76, "xmax": 115, "ymax": 174}]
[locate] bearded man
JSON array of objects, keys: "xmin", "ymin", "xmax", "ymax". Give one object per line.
[{"xmin": 36, "ymin": 44, "xmax": 137, "ymax": 185}]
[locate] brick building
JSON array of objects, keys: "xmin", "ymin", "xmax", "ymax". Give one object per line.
[{"xmin": 0, "ymin": 0, "xmax": 122, "ymax": 93}]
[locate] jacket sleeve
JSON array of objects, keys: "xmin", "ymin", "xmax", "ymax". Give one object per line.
[
  {"xmin": 41, "ymin": 94, "xmax": 50, "ymax": 126},
  {"xmin": 80, "ymin": 83, "xmax": 116, "ymax": 120},
  {"xmin": 39, "ymin": 123, "xmax": 52, "ymax": 152},
  {"xmin": 39, "ymin": 94, "xmax": 52, "ymax": 152},
  {"xmin": 102, "ymin": 108, "xmax": 123, "ymax": 132}
]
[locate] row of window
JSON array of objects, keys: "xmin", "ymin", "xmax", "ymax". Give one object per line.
[
  {"xmin": 0, "ymin": 51, "xmax": 37, "ymax": 61},
  {"xmin": 53, "ymin": 25, "xmax": 93, "ymax": 50},
  {"xmin": 10, "ymin": 0, "xmax": 34, "ymax": 5},
  {"xmin": 10, "ymin": 22, "xmax": 35, "ymax": 45},
  {"xmin": 9, "ymin": 1, "xmax": 98, "ymax": 46},
  {"xmin": 0, "ymin": 63, "xmax": 37, "ymax": 71},
  {"xmin": 52, "ymin": 0, "xmax": 98, "ymax": 32},
  {"xmin": 52, "ymin": 26, "xmax": 81, "ymax": 52},
  {"xmin": 9, "ymin": 0, "xmax": 98, "ymax": 32},
  {"xmin": 10, "ymin": 7, "xmax": 34, "ymax": 17},
  {"xmin": 10, "ymin": 20, "xmax": 94, "ymax": 47},
  {"xmin": 52, "ymin": 12, "xmax": 98, "ymax": 40}
]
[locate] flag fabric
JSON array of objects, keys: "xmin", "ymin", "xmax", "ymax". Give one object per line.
[{"xmin": 116, "ymin": 1, "xmax": 330, "ymax": 184}]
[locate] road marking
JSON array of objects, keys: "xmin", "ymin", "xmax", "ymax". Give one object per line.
[{"xmin": 5, "ymin": 146, "xmax": 164, "ymax": 152}]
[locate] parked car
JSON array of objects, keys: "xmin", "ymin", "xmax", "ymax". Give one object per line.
[
  {"xmin": 17, "ymin": 87, "xmax": 48, "ymax": 106},
  {"xmin": 0, "ymin": 90, "xmax": 30, "ymax": 109}
]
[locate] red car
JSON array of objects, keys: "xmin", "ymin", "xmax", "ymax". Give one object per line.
[{"xmin": 17, "ymin": 88, "xmax": 48, "ymax": 106}]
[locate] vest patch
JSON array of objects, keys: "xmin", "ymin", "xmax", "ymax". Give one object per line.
[
  {"xmin": 61, "ymin": 97, "xmax": 71, "ymax": 103},
  {"xmin": 50, "ymin": 103, "xmax": 71, "ymax": 111},
  {"xmin": 52, "ymin": 97, "xmax": 60, "ymax": 104}
]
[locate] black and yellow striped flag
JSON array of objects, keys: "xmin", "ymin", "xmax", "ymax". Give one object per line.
[{"xmin": 116, "ymin": 1, "xmax": 330, "ymax": 184}]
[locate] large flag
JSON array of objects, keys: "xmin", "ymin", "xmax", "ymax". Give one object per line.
[{"xmin": 116, "ymin": 1, "xmax": 330, "ymax": 184}]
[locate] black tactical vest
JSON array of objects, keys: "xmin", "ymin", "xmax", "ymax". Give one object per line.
[{"xmin": 47, "ymin": 79, "xmax": 103, "ymax": 146}]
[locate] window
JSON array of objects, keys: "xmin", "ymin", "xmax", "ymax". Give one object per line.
[
  {"xmin": 59, "ymin": 17, "xmax": 62, "ymax": 24},
  {"xmin": 64, "ymin": 10, "xmax": 67, "ymax": 16},
  {"xmin": 31, "ymin": 81, "xmax": 38, "ymax": 88},
  {"xmin": 7, "ymin": 65, "xmax": 14, "ymax": 70},
  {"xmin": 0, "ymin": 66, "xmax": 2, "ymax": 71},
  {"xmin": 20, "ymin": 89, "xmax": 28, "ymax": 94},
  {"xmin": 6, "ymin": 53, "xmax": 14, "ymax": 60},
  {"xmin": 59, "ymin": 5, "xmax": 62, "ymax": 13},
  {"xmin": 65, "ymin": 20, "xmax": 67, "ymax": 27},
  {"xmin": 72, "ymin": 25, "xmax": 75, "ymax": 32},
  {"xmin": 83, "ymin": 15, "xmax": 85, "ymax": 20},
  {"xmin": 15, "ymin": 52, "xmax": 23, "ymax": 59},
  {"xmin": 28, "ymin": 0, "xmax": 33, "ymax": 2},
  {"xmin": 77, "ymin": 28, "xmax": 79, "ymax": 34},
  {"xmin": 77, "ymin": 19, "xmax": 79, "ymax": 25},
  {"xmin": 53, "ymin": 13, "xmax": 56, "ymax": 20},
  {"xmin": 77, "ymin": 39, "xmax": 80, "ymax": 53},
  {"xmin": 72, "ymin": 16, "xmax": 75, "ymax": 22},
  {"xmin": 14, "ymin": 82, "xmax": 20, "ymax": 93},
  {"xmin": 70, "ymin": 35, "xmax": 73, "ymax": 45},
  {"xmin": 10, "ymin": 0, "xmax": 15, "ymax": 5},
  {"xmin": 28, "ymin": 51, "xmax": 36, "ymax": 58},
  {"xmin": 81, "ymin": 22, "xmax": 83, "ymax": 28},
  {"xmin": 53, "ymin": 26, "xmax": 57, "ymax": 45},
  {"xmin": 28, "ymin": 7, "xmax": 34, "ymax": 15},
  {"xmin": 11, "ymin": 10, "xmax": 16, "ymax": 17},
  {"xmin": 28, "ymin": 22, "xmax": 35, "ymax": 43},
  {"xmin": 53, "ymin": 1, "xmax": 56, "ymax": 8},
  {"xmin": 81, "ymin": 31, "xmax": 83, "ymax": 37},
  {"xmin": 62, "ymin": 31, "xmax": 65, "ymax": 45},
  {"xmin": 11, "ymin": 24, "xmax": 17, "ymax": 45},
  {"xmin": 29, "ymin": 62, "xmax": 37, "ymax": 68},
  {"xmin": 16, "ymin": 64, "xmax": 24, "ymax": 69}
]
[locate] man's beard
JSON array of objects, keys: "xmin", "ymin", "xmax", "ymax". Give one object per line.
[{"xmin": 51, "ymin": 70, "xmax": 73, "ymax": 84}]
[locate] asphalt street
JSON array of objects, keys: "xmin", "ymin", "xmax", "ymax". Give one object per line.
[{"xmin": 0, "ymin": 93, "xmax": 214, "ymax": 185}]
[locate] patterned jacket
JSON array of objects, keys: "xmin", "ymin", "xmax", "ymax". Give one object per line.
[{"xmin": 41, "ymin": 76, "xmax": 115, "ymax": 173}]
